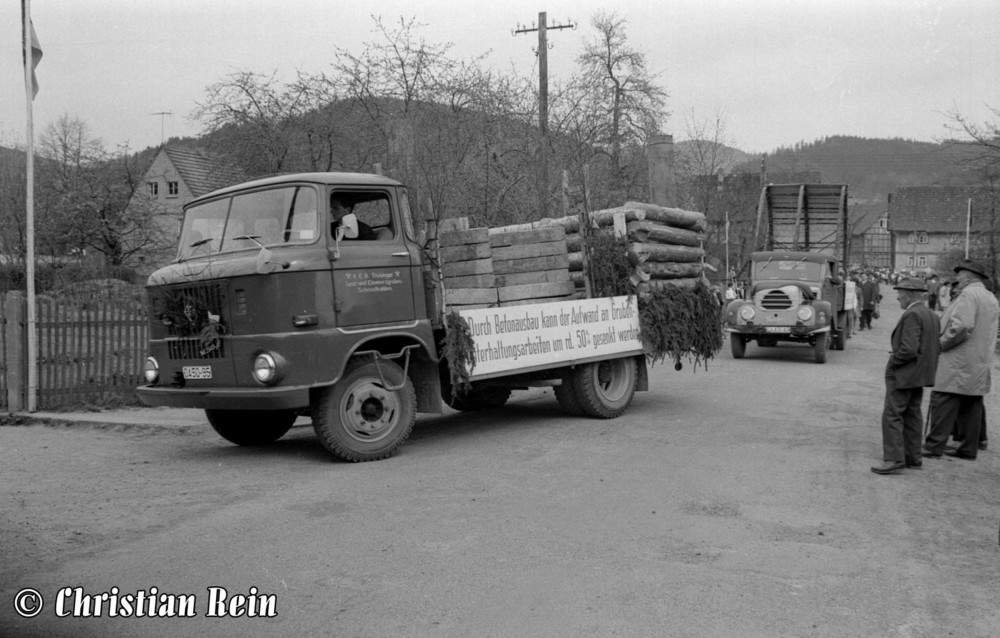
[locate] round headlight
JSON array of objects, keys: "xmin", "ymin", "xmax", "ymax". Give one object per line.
[
  {"xmin": 739, "ymin": 305, "xmax": 756, "ymax": 321},
  {"xmin": 143, "ymin": 357, "xmax": 159, "ymax": 384},
  {"xmin": 797, "ymin": 306, "xmax": 815, "ymax": 321},
  {"xmin": 253, "ymin": 353, "xmax": 278, "ymax": 385}
]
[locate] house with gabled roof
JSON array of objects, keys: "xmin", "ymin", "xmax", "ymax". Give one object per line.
[
  {"xmin": 887, "ymin": 186, "xmax": 999, "ymax": 273},
  {"xmin": 130, "ymin": 146, "xmax": 246, "ymax": 270}
]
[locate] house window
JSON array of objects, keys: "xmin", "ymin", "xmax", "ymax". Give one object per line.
[
  {"xmin": 907, "ymin": 232, "xmax": 928, "ymax": 244},
  {"xmin": 878, "ymin": 217, "xmax": 887, "ymax": 229},
  {"xmin": 168, "ymin": 181, "xmax": 179, "ymax": 196},
  {"xmin": 147, "ymin": 181, "xmax": 158, "ymax": 196},
  {"xmin": 917, "ymin": 256, "xmax": 927, "ymax": 268}
]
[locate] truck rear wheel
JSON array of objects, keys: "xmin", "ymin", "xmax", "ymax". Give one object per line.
[
  {"xmin": 554, "ymin": 376, "xmax": 585, "ymax": 416},
  {"xmin": 206, "ymin": 409, "xmax": 296, "ymax": 446},
  {"xmin": 570, "ymin": 357, "xmax": 636, "ymax": 418},
  {"xmin": 445, "ymin": 385, "xmax": 511, "ymax": 412},
  {"xmin": 312, "ymin": 358, "xmax": 416, "ymax": 462},
  {"xmin": 814, "ymin": 332, "xmax": 829, "ymax": 363},
  {"xmin": 730, "ymin": 334, "xmax": 746, "ymax": 359}
]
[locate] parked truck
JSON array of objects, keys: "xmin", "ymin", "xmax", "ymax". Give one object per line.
[
  {"xmin": 723, "ymin": 183, "xmax": 850, "ymax": 363},
  {"xmin": 136, "ymin": 172, "xmax": 715, "ymax": 461}
]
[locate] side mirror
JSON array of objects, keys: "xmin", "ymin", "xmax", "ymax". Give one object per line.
[
  {"xmin": 255, "ymin": 246, "xmax": 275, "ymax": 274},
  {"xmin": 829, "ymin": 276, "xmax": 843, "ymax": 285},
  {"xmin": 336, "ymin": 214, "xmax": 359, "ymax": 241}
]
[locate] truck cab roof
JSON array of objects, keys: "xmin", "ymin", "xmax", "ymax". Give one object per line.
[{"xmin": 187, "ymin": 172, "xmax": 404, "ymax": 208}]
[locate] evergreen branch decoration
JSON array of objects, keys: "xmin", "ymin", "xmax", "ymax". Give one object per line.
[
  {"xmin": 582, "ymin": 227, "xmax": 722, "ymax": 370},
  {"xmin": 442, "ymin": 309, "xmax": 476, "ymax": 399},
  {"xmin": 638, "ymin": 282, "xmax": 722, "ymax": 370}
]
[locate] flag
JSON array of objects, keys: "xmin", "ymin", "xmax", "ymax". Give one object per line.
[{"xmin": 21, "ymin": 1, "xmax": 43, "ymax": 98}]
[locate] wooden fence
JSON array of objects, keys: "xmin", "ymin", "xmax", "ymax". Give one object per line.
[{"xmin": 3, "ymin": 285, "xmax": 148, "ymax": 411}]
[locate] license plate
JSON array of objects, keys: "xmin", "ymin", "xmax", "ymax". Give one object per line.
[
  {"xmin": 765, "ymin": 326, "xmax": 791, "ymax": 333},
  {"xmin": 182, "ymin": 365, "xmax": 213, "ymax": 380}
]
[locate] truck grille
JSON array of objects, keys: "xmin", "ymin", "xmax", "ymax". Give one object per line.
[
  {"xmin": 167, "ymin": 338, "xmax": 225, "ymax": 360},
  {"xmin": 760, "ymin": 290, "xmax": 793, "ymax": 310},
  {"xmin": 152, "ymin": 282, "xmax": 229, "ymax": 359}
]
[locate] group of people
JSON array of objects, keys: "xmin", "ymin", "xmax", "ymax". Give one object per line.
[{"xmin": 872, "ymin": 259, "xmax": 1000, "ymax": 475}]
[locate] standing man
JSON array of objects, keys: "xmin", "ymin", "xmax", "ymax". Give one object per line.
[
  {"xmin": 871, "ymin": 277, "xmax": 940, "ymax": 474},
  {"xmin": 923, "ymin": 259, "xmax": 1000, "ymax": 461},
  {"xmin": 859, "ymin": 273, "xmax": 880, "ymax": 330},
  {"xmin": 844, "ymin": 275, "xmax": 858, "ymax": 339}
]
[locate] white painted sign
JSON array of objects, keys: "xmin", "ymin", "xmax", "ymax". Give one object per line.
[{"xmin": 458, "ymin": 295, "xmax": 644, "ymax": 379}]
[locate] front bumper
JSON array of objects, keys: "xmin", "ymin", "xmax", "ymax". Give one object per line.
[
  {"xmin": 135, "ymin": 384, "xmax": 312, "ymax": 411},
  {"xmin": 724, "ymin": 324, "xmax": 829, "ymax": 338}
]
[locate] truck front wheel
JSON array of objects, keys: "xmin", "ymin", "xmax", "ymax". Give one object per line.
[
  {"xmin": 312, "ymin": 358, "xmax": 416, "ymax": 462},
  {"xmin": 206, "ymin": 409, "xmax": 296, "ymax": 446},
  {"xmin": 730, "ymin": 334, "xmax": 746, "ymax": 359},
  {"xmin": 570, "ymin": 357, "xmax": 637, "ymax": 418},
  {"xmin": 814, "ymin": 332, "xmax": 829, "ymax": 364}
]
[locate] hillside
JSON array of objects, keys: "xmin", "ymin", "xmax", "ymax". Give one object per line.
[{"xmin": 738, "ymin": 136, "xmax": 982, "ymax": 205}]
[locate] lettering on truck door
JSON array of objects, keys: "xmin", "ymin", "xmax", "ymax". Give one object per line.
[{"xmin": 329, "ymin": 189, "xmax": 415, "ymax": 326}]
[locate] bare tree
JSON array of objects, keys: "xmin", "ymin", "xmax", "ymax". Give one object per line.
[
  {"xmin": 575, "ymin": 11, "xmax": 668, "ymax": 199},
  {"xmin": 193, "ymin": 70, "xmax": 328, "ymax": 175},
  {"xmin": 38, "ymin": 116, "xmax": 171, "ymax": 267}
]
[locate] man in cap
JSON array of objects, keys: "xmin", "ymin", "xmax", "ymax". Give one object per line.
[
  {"xmin": 872, "ymin": 277, "xmax": 940, "ymax": 474},
  {"xmin": 923, "ymin": 259, "xmax": 1000, "ymax": 461}
]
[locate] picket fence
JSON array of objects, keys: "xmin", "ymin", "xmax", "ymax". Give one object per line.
[{"xmin": 2, "ymin": 285, "xmax": 148, "ymax": 411}]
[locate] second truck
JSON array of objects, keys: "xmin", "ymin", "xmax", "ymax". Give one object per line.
[{"xmin": 724, "ymin": 183, "xmax": 850, "ymax": 363}]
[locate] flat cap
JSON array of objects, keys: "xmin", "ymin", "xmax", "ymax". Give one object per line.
[{"xmin": 893, "ymin": 276, "xmax": 927, "ymax": 292}]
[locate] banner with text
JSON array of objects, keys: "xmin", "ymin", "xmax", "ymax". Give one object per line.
[{"xmin": 458, "ymin": 295, "xmax": 644, "ymax": 379}]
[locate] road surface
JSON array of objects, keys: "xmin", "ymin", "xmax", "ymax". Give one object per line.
[{"xmin": 2, "ymin": 300, "xmax": 999, "ymax": 637}]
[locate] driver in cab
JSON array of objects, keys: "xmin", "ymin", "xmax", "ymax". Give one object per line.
[{"xmin": 330, "ymin": 195, "xmax": 377, "ymax": 241}]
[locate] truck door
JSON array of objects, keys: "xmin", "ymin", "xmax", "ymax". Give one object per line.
[{"xmin": 329, "ymin": 189, "xmax": 416, "ymax": 327}]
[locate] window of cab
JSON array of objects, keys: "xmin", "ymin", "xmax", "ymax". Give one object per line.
[
  {"xmin": 177, "ymin": 185, "xmax": 319, "ymax": 260},
  {"xmin": 328, "ymin": 189, "xmax": 395, "ymax": 241}
]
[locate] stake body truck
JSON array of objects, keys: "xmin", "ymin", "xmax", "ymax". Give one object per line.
[
  {"xmin": 136, "ymin": 172, "xmax": 652, "ymax": 461},
  {"xmin": 723, "ymin": 183, "xmax": 850, "ymax": 363}
]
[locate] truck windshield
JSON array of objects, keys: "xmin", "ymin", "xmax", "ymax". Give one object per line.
[
  {"xmin": 754, "ymin": 259, "xmax": 822, "ymax": 282},
  {"xmin": 177, "ymin": 185, "xmax": 319, "ymax": 260}
]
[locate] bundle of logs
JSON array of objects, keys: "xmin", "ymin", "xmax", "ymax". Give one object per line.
[{"xmin": 435, "ymin": 201, "xmax": 707, "ymax": 312}]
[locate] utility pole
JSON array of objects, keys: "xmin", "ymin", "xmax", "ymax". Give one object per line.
[
  {"xmin": 514, "ymin": 12, "xmax": 575, "ymax": 219},
  {"xmin": 152, "ymin": 111, "xmax": 172, "ymax": 146}
]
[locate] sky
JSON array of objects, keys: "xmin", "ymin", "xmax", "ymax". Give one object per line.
[{"xmin": 1, "ymin": 0, "xmax": 998, "ymax": 156}]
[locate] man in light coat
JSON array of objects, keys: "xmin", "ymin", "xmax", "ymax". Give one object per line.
[
  {"xmin": 872, "ymin": 277, "xmax": 940, "ymax": 474},
  {"xmin": 923, "ymin": 259, "xmax": 1000, "ymax": 461}
]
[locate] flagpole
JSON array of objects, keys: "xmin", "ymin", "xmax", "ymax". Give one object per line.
[{"xmin": 22, "ymin": 0, "xmax": 38, "ymax": 412}]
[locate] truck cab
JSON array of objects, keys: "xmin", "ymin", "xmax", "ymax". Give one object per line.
[
  {"xmin": 137, "ymin": 173, "xmax": 444, "ymax": 460},
  {"xmin": 723, "ymin": 250, "xmax": 846, "ymax": 363}
]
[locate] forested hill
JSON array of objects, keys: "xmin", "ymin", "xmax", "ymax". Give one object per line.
[{"xmin": 743, "ymin": 136, "xmax": 982, "ymax": 204}]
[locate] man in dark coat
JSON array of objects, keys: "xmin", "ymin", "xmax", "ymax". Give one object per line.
[
  {"xmin": 859, "ymin": 273, "xmax": 880, "ymax": 330},
  {"xmin": 872, "ymin": 277, "xmax": 941, "ymax": 474}
]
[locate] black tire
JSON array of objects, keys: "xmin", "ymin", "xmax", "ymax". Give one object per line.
[
  {"xmin": 206, "ymin": 409, "xmax": 296, "ymax": 446},
  {"xmin": 312, "ymin": 358, "xmax": 416, "ymax": 462},
  {"xmin": 570, "ymin": 357, "xmax": 637, "ymax": 418},
  {"xmin": 444, "ymin": 385, "xmax": 512, "ymax": 412},
  {"xmin": 833, "ymin": 325, "xmax": 846, "ymax": 351},
  {"xmin": 554, "ymin": 376, "xmax": 586, "ymax": 416},
  {"xmin": 814, "ymin": 332, "xmax": 829, "ymax": 364},
  {"xmin": 730, "ymin": 333, "xmax": 746, "ymax": 359}
]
